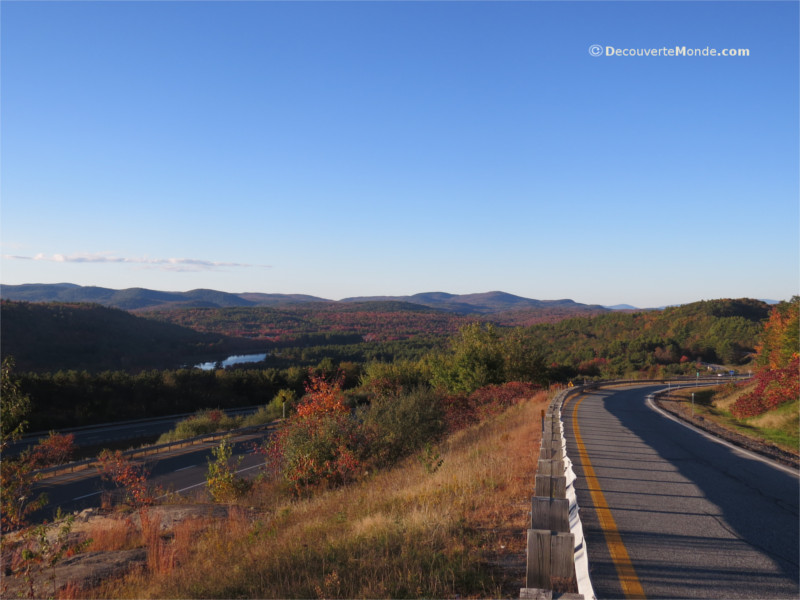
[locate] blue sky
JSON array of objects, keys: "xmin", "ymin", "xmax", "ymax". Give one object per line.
[{"xmin": 2, "ymin": 1, "xmax": 797, "ymax": 307}]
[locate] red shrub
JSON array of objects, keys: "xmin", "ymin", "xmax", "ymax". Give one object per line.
[
  {"xmin": 732, "ymin": 356, "xmax": 799, "ymax": 418},
  {"xmin": 441, "ymin": 381, "xmax": 541, "ymax": 432},
  {"xmin": 26, "ymin": 432, "xmax": 76, "ymax": 469}
]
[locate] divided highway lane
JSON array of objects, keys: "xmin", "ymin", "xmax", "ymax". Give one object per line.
[
  {"xmin": 31, "ymin": 431, "xmax": 269, "ymax": 522},
  {"xmin": 9, "ymin": 406, "xmax": 263, "ymax": 456},
  {"xmin": 564, "ymin": 385, "xmax": 799, "ymax": 600}
]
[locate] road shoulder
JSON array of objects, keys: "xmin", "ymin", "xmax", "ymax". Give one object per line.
[{"xmin": 653, "ymin": 394, "xmax": 799, "ymax": 470}]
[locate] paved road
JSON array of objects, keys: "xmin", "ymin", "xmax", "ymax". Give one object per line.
[
  {"xmin": 30, "ymin": 431, "xmax": 268, "ymax": 522},
  {"xmin": 564, "ymin": 385, "xmax": 799, "ymax": 599},
  {"xmin": 9, "ymin": 406, "xmax": 262, "ymax": 456}
]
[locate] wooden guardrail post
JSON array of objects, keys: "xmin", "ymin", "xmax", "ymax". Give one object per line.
[
  {"xmin": 530, "ymin": 497, "xmax": 569, "ymax": 532},
  {"xmin": 525, "ymin": 530, "xmax": 576, "ymax": 589},
  {"xmin": 534, "ymin": 474, "xmax": 567, "ymax": 499}
]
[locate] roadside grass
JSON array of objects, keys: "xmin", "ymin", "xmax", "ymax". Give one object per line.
[
  {"xmin": 670, "ymin": 384, "xmax": 799, "ymax": 453},
  {"xmin": 87, "ymin": 390, "xmax": 550, "ymax": 599}
]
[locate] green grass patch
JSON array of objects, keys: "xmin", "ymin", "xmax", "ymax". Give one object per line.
[{"xmin": 672, "ymin": 385, "xmax": 799, "ymax": 453}]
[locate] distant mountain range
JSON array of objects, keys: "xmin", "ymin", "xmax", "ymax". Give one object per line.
[
  {"xmin": 341, "ymin": 291, "xmax": 607, "ymax": 314},
  {"xmin": 0, "ymin": 283, "xmax": 329, "ymax": 311},
  {"xmin": 1, "ymin": 283, "xmax": 609, "ymax": 315}
]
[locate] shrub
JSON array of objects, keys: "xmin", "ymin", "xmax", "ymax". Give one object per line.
[
  {"xmin": 26, "ymin": 432, "xmax": 76, "ymax": 469},
  {"xmin": 157, "ymin": 409, "xmax": 240, "ymax": 443},
  {"xmin": 97, "ymin": 450, "xmax": 157, "ymax": 508},
  {"xmin": 441, "ymin": 381, "xmax": 541, "ymax": 432},
  {"xmin": 363, "ymin": 386, "xmax": 444, "ymax": 466},
  {"xmin": 732, "ymin": 356, "xmax": 799, "ymax": 418},
  {"xmin": 240, "ymin": 396, "xmax": 285, "ymax": 427},
  {"xmin": 267, "ymin": 374, "xmax": 367, "ymax": 495},
  {"xmin": 206, "ymin": 437, "xmax": 252, "ymax": 503}
]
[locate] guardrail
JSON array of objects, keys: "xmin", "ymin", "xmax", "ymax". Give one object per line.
[
  {"xmin": 521, "ymin": 377, "xmax": 739, "ymax": 600},
  {"xmin": 522, "ymin": 385, "xmax": 592, "ymax": 600}
]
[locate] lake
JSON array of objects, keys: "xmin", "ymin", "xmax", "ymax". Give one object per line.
[{"xmin": 193, "ymin": 353, "xmax": 268, "ymax": 370}]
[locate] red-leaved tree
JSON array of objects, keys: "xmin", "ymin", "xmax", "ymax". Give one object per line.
[
  {"xmin": 267, "ymin": 373, "xmax": 365, "ymax": 495},
  {"xmin": 732, "ymin": 298, "xmax": 799, "ymax": 418}
]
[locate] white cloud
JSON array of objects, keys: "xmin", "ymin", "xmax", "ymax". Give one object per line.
[{"xmin": 3, "ymin": 252, "xmax": 269, "ymax": 271}]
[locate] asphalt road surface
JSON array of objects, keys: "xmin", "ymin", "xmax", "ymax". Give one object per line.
[
  {"xmin": 30, "ymin": 431, "xmax": 268, "ymax": 522},
  {"xmin": 564, "ymin": 385, "xmax": 799, "ymax": 600},
  {"xmin": 9, "ymin": 406, "xmax": 262, "ymax": 456}
]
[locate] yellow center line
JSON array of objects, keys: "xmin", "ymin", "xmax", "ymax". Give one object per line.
[{"xmin": 572, "ymin": 394, "xmax": 647, "ymax": 600}]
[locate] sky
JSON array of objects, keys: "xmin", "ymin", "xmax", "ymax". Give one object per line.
[{"xmin": 2, "ymin": 1, "xmax": 798, "ymax": 308}]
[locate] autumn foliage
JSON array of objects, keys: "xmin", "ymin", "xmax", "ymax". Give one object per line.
[
  {"xmin": 267, "ymin": 374, "xmax": 365, "ymax": 495},
  {"xmin": 97, "ymin": 450, "xmax": 157, "ymax": 508},
  {"xmin": 731, "ymin": 357, "xmax": 799, "ymax": 418},
  {"xmin": 26, "ymin": 432, "xmax": 76, "ymax": 470},
  {"xmin": 440, "ymin": 381, "xmax": 541, "ymax": 432},
  {"xmin": 294, "ymin": 374, "xmax": 350, "ymax": 418},
  {"xmin": 732, "ymin": 297, "xmax": 799, "ymax": 419}
]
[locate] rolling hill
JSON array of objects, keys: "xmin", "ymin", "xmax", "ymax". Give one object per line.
[
  {"xmin": 0, "ymin": 284, "xmax": 330, "ymax": 310},
  {"xmin": 341, "ymin": 291, "xmax": 608, "ymax": 314},
  {"xmin": 1, "ymin": 284, "xmax": 607, "ymax": 315},
  {"xmin": 0, "ymin": 301, "xmax": 261, "ymax": 372}
]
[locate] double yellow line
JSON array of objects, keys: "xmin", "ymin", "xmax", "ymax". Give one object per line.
[{"xmin": 571, "ymin": 394, "xmax": 647, "ymax": 599}]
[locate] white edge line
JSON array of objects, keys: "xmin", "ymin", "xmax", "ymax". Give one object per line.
[
  {"xmin": 160, "ymin": 462, "xmax": 264, "ymax": 498},
  {"xmin": 646, "ymin": 391, "xmax": 799, "ymax": 478},
  {"xmin": 73, "ymin": 490, "xmax": 102, "ymax": 501}
]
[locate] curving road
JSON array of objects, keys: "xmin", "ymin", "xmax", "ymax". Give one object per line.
[{"xmin": 564, "ymin": 385, "xmax": 799, "ymax": 600}]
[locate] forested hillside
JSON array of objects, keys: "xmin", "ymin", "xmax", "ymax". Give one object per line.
[
  {"xmin": 1, "ymin": 297, "xmax": 777, "ymax": 431},
  {"xmin": 140, "ymin": 303, "xmax": 467, "ymax": 342},
  {"xmin": 0, "ymin": 301, "xmax": 260, "ymax": 372},
  {"xmin": 522, "ymin": 298, "xmax": 770, "ymax": 379},
  {"xmin": 2, "ymin": 284, "xmax": 611, "ymax": 317}
]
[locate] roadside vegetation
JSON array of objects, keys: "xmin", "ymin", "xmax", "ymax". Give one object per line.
[
  {"xmin": 660, "ymin": 297, "xmax": 799, "ymax": 453},
  {"xmin": 73, "ymin": 388, "xmax": 552, "ymax": 599},
  {"xmin": 156, "ymin": 397, "xmax": 287, "ymax": 444}
]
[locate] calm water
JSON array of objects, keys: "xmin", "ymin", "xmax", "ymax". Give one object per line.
[{"xmin": 194, "ymin": 353, "xmax": 268, "ymax": 370}]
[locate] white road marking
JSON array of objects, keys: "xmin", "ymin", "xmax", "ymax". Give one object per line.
[
  {"xmin": 160, "ymin": 461, "xmax": 264, "ymax": 498},
  {"xmin": 73, "ymin": 491, "xmax": 102, "ymax": 501},
  {"xmin": 646, "ymin": 392, "xmax": 799, "ymax": 478}
]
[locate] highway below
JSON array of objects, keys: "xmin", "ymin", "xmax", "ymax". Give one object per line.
[
  {"xmin": 564, "ymin": 385, "xmax": 799, "ymax": 599},
  {"xmin": 9, "ymin": 406, "xmax": 263, "ymax": 457},
  {"xmin": 30, "ymin": 430, "xmax": 269, "ymax": 522}
]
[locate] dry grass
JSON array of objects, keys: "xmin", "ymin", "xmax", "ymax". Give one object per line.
[
  {"xmin": 749, "ymin": 409, "xmax": 796, "ymax": 430},
  {"xmin": 712, "ymin": 384, "xmax": 749, "ymax": 412},
  {"xmin": 56, "ymin": 580, "xmax": 85, "ymax": 599},
  {"xmin": 85, "ymin": 517, "xmax": 138, "ymax": 552},
  {"xmin": 84, "ymin": 390, "xmax": 551, "ymax": 599}
]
